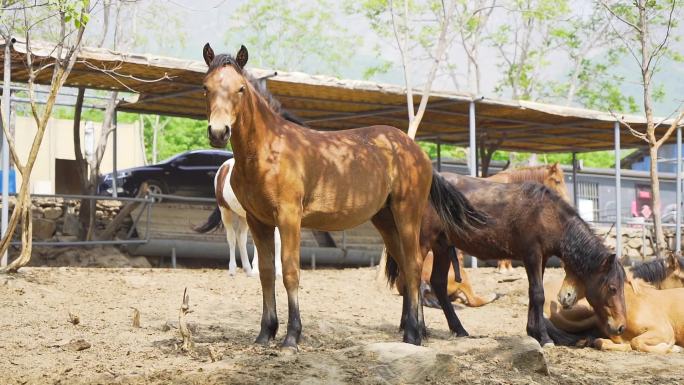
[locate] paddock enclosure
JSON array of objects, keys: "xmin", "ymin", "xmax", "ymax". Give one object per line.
[{"xmin": 2, "ymin": 266, "xmax": 683, "ymax": 384}]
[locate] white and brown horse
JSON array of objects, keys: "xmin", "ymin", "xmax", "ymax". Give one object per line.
[{"xmin": 196, "ymin": 158, "xmax": 282, "ymax": 277}]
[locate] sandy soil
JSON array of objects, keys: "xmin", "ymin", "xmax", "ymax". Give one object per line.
[{"xmin": 1, "ymin": 266, "xmax": 683, "ymax": 385}]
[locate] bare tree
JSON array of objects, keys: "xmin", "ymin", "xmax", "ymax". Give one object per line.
[
  {"xmin": 0, "ymin": 0, "xmax": 92, "ymax": 272},
  {"xmin": 600, "ymin": 0, "xmax": 684, "ymax": 253}
]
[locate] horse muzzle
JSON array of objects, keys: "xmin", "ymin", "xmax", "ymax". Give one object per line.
[{"xmin": 207, "ymin": 124, "xmax": 231, "ymax": 148}]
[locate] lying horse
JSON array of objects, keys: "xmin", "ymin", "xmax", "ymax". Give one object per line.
[
  {"xmin": 545, "ymin": 253, "xmax": 684, "ymax": 333},
  {"xmin": 396, "ymin": 249, "xmax": 498, "ymax": 308},
  {"xmin": 395, "ymin": 164, "xmax": 570, "ymax": 308},
  {"xmin": 202, "ymin": 44, "xmax": 485, "ymax": 348},
  {"xmin": 487, "ymin": 163, "xmax": 570, "ymax": 273},
  {"xmin": 195, "ymin": 158, "xmax": 283, "ymax": 277},
  {"xmin": 388, "ymin": 175, "xmax": 627, "ymax": 346},
  {"xmin": 544, "ymin": 253, "xmax": 684, "ymax": 353}
]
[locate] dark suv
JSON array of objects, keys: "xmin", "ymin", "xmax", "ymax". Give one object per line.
[{"xmin": 98, "ymin": 149, "xmax": 233, "ymax": 198}]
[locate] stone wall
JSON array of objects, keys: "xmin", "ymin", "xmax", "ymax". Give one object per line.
[
  {"xmin": 1, "ymin": 197, "xmax": 131, "ymax": 241},
  {"xmin": 594, "ymin": 225, "xmax": 678, "ymax": 262}
]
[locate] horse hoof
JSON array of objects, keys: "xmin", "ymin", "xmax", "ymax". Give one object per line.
[
  {"xmin": 279, "ymin": 345, "xmax": 298, "ymax": 355},
  {"xmin": 281, "ymin": 337, "xmax": 299, "ymax": 352},
  {"xmin": 247, "ymin": 271, "xmax": 259, "ymax": 278},
  {"xmin": 452, "ymin": 330, "xmax": 469, "ymax": 338},
  {"xmin": 228, "ymin": 270, "xmax": 236, "ymax": 277},
  {"xmin": 542, "ymin": 342, "xmax": 555, "ymax": 348}
]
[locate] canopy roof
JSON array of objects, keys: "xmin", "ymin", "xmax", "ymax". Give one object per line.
[{"xmin": 2, "ymin": 38, "xmax": 680, "ymax": 153}]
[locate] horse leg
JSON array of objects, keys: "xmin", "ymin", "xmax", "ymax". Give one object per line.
[
  {"xmin": 523, "ymin": 256, "xmax": 553, "ymax": 346},
  {"xmin": 430, "ymin": 235, "xmax": 468, "ymax": 337},
  {"xmin": 371, "ymin": 207, "xmax": 421, "ymax": 336},
  {"xmin": 274, "ymin": 227, "xmax": 283, "ymax": 278},
  {"xmin": 392, "ymin": 202, "xmax": 427, "ymax": 345},
  {"xmin": 277, "ymin": 205, "xmax": 303, "ymax": 350},
  {"xmin": 629, "ymin": 330, "xmax": 675, "ymax": 353},
  {"xmin": 246, "ymin": 214, "xmax": 278, "ymax": 345},
  {"xmin": 593, "ymin": 338, "xmax": 633, "ymax": 352},
  {"xmin": 236, "ymin": 216, "xmax": 254, "ymax": 277},
  {"xmin": 457, "ymin": 270, "xmax": 497, "ymax": 307},
  {"xmin": 220, "ymin": 207, "xmax": 237, "ymax": 276}
]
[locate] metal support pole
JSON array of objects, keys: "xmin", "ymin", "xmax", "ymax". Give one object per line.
[
  {"xmin": 171, "ymin": 246, "xmax": 177, "ymax": 269},
  {"xmin": 572, "ymin": 152, "xmax": 578, "ymax": 208},
  {"xmin": 1, "ymin": 38, "xmax": 12, "ymax": 267},
  {"xmin": 111, "ymin": 107, "xmax": 118, "ymax": 198},
  {"xmin": 676, "ymin": 125, "xmax": 682, "ymax": 253},
  {"xmin": 469, "ymin": 101, "xmax": 477, "ymax": 268},
  {"xmin": 436, "ymin": 140, "xmax": 442, "ymax": 171},
  {"xmin": 614, "ymin": 121, "xmax": 622, "ymax": 260}
]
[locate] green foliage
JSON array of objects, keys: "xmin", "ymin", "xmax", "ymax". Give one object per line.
[
  {"xmin": 227, "ymin": 0, "xmax": 362, "ymax": 76},
  {"xmin": 49, "ymin": 0, "xmax": 90, "ymax": 29},
  {"xmin": 140, "ymin": 116, "xmax": 213, "ymax": 164}
]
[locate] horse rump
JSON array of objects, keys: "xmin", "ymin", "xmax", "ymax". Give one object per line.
[
  {"xmin": 429, "ymin": 170, "xmax": 487, "ymax": 238},
  {"xmin": 193, "ymin": 206, "xmax": 224, "ymax": 233}
]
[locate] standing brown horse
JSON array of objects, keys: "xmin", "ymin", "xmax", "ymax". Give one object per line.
[
  {"xmin": 202, "ymin": 44, "xmax": 485, "ymax": 349},
  {"xmin": 395, "ymin": 164, "xmax": 570, "ymax": 308},
  {"xmin": 487, "ymin": 163, "xmax": 570, "ymax": 273},
  {"xmin": 389, "ymin": 175, "xmax": 627, "ymax": 346}
]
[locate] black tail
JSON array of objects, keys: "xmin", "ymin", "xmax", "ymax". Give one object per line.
[
  {"xmin": 386, "ymin": 253, "xmax": 400, "ymax": 288},
  {"xmin": 543, "ymin": 318, "xmax": 599, "ymax": 347},
  {"xmin": 429, "ymin": 170, "xmax": 487, "ymax": 238},
  {"xmin": 194, "ymin": 206, "xmax": 223, "ymax": 233}
]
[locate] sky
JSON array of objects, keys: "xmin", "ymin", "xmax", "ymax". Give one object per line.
[{"xmin": 79, "ymin": 0, "xmax": 683, "ymax": 118}]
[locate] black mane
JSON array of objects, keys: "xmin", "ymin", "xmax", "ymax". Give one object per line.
[
  {"xmin": 522, "ymin": 182, "xmax": 622, "ymax": 280},
  {"xmin": 631, "ymin": 255, "xmax": 684, "ymax": 283},
  {"xmin": 207, "ymin": 54, "xmax": 305, "ymax": 126}
]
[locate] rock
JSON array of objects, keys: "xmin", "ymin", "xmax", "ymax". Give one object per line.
[
  {"xmin": 627, "ymin": 238, "xmax": 642, "ymax": 249},
  {"xmin": 627, "ymin": 247, "xmax": 641, "ymax": 259},
  {"xmin": 128, "ymin": 256, "xmax": 152, "ymax": 268},
  {"xmin": 31, "ymin": 206, "xmax": 44, "ymax": 218},
  {"xmin": 62, "ymin": 339, "xmax": 91, "ymax": 351},
  {"xmin": 62, "ymin": 214, "xmax": 81, "ymax": 236},
  {"xmin": 502, "ymin": 336, "xmax": 549, "ymax": 375},
  {"xmin": 33, "ymin": 218, "xmax": 56, "ymax": 240},
  {"xmin": 643, "ymin": 246, "xmax": 654, "ymax": 257},
  {"xmin": 43, "ymin": 207, "xmax": 63, "ymax": 220},
  {"xmin": 360, "ymin": 342, "xmax": 452, "ymax": 383}
]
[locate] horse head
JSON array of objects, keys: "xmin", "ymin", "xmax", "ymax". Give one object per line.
[
  {"xmin": 663, "ymin": 251, "xmax": 684, "ymax": 288},
  {"xmin": 202, "ymin": 43, "xmax": 250, "ymax": 148},
  {"xmin": 544, "ymin": 163, "xmax": 570, "ymax": 203},
  {"xmin": 584, "ymin": 253, "xmax": 627, "ymax": 336}
]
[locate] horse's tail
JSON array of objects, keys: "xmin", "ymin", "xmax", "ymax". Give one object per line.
[
  {"xmin": 429, "ymin": 170, "xmax": 487, "ymax": 237},
  {"xmin": 194, "ymin": 206, "xmax": 223, "ymax": 233},
  {"xmin": 543, "ymin": 318, "xmax": 599, "ymax": 347},
  {"xmin": 386, "ymin": 252, "xmax": 400, "ymax": 288}
]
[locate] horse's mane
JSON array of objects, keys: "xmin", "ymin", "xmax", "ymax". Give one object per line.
[
  {"xmin": 630, "ymin": 256, "xmax": 684, "ymax": 283},
  {"xmin": 493, "ymin": 165, "xmax": 559, "ymax": 184},
  {"xmin": 520, "ymin": 183, "xmax": 620, "ymax": 279},
  {"xmin": 207, "ymin": 54, "xmax": 305, "ymax": 126}
]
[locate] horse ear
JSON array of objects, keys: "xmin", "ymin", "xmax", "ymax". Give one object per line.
[
  {"xmin": 203, "ymin": 43, "xmax": 215, "ymax": 66},
  {"xmin": 602, "ymin": 253, "xmax": 617, "ymax": 271},
  {"xmin": 236, "ymin": 45, "xmax": 248, "ymax": 69}
]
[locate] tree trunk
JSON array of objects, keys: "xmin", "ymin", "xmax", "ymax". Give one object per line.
[{"xmin": 648, "ymin": 144, "xmax": 666, "ymax": 254}]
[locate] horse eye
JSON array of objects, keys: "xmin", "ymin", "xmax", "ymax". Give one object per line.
[
  {"xmin": 238, "ymin": 85, "xmax": 245, "ymax": 93},
  {"xmin": 609, "ymin": 286, "xmax": 618, "ymax": 294}
]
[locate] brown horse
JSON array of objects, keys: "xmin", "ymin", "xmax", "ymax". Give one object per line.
[
  {"xmin": 202, "ymin": 44, "xmax": 485, "ymax": 349},
  {"xmin": 388, "ymin": 174, "xmax": 627, "ymax": 346},
  {"xmin": 487, "ymin": 163, "xmax": 570, "ymax": 273},
  {"xmin": 547, "ymin": 254, "xmax": 684, "ymax": 353},
  {"xmin": 395, "ymin": 164, "xmax": 570, "ymax": 308}
]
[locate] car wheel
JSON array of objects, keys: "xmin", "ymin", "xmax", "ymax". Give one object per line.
[{"xmin": 142, "ymin": 180, "xmax": 167, "ymax": 202}]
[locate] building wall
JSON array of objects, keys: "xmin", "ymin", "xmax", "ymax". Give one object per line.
[{"xmin": 13, "ymin": 116, "xmax": 145, "ymax": 194}]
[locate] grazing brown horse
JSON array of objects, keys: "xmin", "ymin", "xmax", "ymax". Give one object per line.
[
  {"xmin": 547, "ymin": 254, "xmax": 684, "ymax": 353},
  {"xmin": 487, "ymin": 163, "xmax": 570, "ymax": 273},
  {"xmin": 389, "ymin": 174, "xmax": 627, "ymax": 346},
  {"xmin": 395, "ymin": 164, "xmax": 570, "ymax": 308},
  {"xmin": 202, "ymin": 44, "xmax": 485, "ymax": 349}
]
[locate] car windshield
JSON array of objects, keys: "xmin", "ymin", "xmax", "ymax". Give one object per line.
[{"xmin": 158, "ymin": 153, "xmax": 184, "ymax": 164}]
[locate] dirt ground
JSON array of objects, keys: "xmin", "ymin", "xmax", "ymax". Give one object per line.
[{"xmin": 1, "ymin": 265, "xmax": 683, "ymax": 385}]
